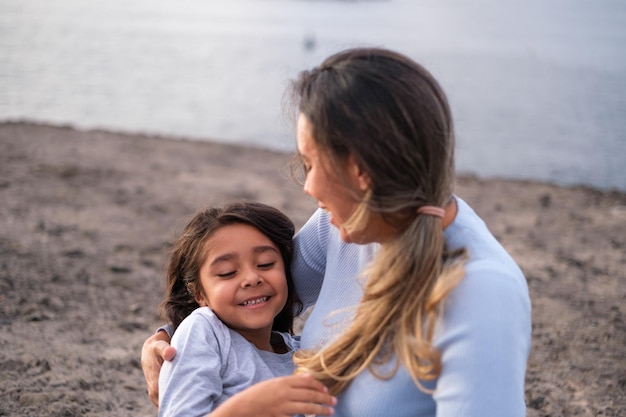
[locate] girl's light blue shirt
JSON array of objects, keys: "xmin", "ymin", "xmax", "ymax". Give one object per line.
[{"xmin": 158, "ymin": 307, "xmax": 299, "ymax": 417}]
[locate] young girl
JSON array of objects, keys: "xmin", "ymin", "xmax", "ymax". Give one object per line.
[{"xmin": 157, "ymin": 201, "xmax": 335, "ymax": 417}]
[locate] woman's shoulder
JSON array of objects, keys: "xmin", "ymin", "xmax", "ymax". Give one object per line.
[
  {"xmin": 448, "ymin": 197, "xmax": 527, "ymax": 288},
  {"xmin": 272, "ymin": 331, "xmax": 301, "ymax": 352},
  {"xmin": 440, "ymin": 251, "xmax": 531, "ymax": 344},
  {"xmin": 295, "ymin": 208, "xmax": 331, "ymax": 248}
]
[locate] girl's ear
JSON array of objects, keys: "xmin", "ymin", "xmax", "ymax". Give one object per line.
[
  {"xmin": 195, "ymin": 290, "xmax": 209, "ymax": 307},
  {"xmin": 347, "ymin": 154, "xmax": 371, "ymax": 192}
]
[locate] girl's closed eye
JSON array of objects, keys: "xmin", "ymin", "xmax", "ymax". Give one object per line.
[
  {"xmin": 257, "ymin": 261, "xmax": 275, "ymax": 270},
  {"xmin": 217, "ymin": 270, "xmax": 236, "ymax": 278}
]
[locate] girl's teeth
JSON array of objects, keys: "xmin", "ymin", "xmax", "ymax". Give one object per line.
[{"xmin": 242, "ymin": 297, "xmax": 268, "ymax": 306}]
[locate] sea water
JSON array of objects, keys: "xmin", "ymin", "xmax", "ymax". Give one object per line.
[{"xmin": 1, "ymin": 0, "xmax": 624, "ymax": 191}]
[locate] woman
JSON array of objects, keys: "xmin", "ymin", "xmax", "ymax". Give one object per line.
[{"xmin": 142, "ymin": 47, "xmax": 531, "ymax": 417}]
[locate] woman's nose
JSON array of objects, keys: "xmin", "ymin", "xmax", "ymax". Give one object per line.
[{"xmin": 303, "ymin": 176, "xmax": 313, "ymax": 197}]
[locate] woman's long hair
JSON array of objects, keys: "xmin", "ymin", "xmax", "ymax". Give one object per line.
[
  {"xmin": 159, "ymin": 201, "xmax": 302, "ymax": 333},
  {"xmin": 288, "ymin": 48, "xmax": 468, "ymax": 394}
]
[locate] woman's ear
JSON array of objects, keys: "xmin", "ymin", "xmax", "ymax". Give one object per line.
[{"xmin": 347, "ymin": 154, "xmax": 371, "ymax": 192}]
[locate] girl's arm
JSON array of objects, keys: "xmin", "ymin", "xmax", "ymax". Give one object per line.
[
  {"xmin": 209, "ymin": 375, "xmax": 336, "ymax": 417},
  {"xmin": 158, "ymin": 313, "xmax": 225, "ymax": 416}
]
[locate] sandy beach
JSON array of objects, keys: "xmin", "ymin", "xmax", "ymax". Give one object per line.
[{"xmin": 0, "ymin": 122, "xmax": 624, "ymax": 417}]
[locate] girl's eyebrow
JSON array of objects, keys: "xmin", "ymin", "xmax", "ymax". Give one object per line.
[
  {"xmin": 210, "ymin": 253, "xmax": 236, "ymax": 267},
  {"xmin": 254, "ymin": 245, "xmax": 278, "ymax": 254},
  {"xmin": 209, "ymin": 246, "xmax": 278, "ymax": 266}
]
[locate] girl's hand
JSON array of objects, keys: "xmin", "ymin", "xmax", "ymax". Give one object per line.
[{"xmin": 211, "ymin": 374, "xmax": 336, "ymax": 417}]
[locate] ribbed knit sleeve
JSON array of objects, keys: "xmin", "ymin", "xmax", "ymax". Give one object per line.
[{"xmin": 292, "ymin": 208, "xmax": 331, "ymax": 309}]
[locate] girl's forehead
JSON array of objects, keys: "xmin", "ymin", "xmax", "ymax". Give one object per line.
[{"xmin": 205, "ymin": 224, "xmax": 276, "ymax": 255}]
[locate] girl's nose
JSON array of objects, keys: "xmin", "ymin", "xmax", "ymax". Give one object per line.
[{"xmin": 241, "ymin": 270, "xmax": 263, "ymax": 287}]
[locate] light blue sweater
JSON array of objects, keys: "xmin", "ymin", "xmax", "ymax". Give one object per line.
[
  {"xmin": 292, "ymin": 197, "xmax": 532, "ymax": 417},
  {"xmin": 158, "ymin": 307, "xmax": 299, "ymax": 417}
]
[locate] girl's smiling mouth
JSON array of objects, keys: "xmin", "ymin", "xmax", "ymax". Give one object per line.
[{"xmin": 240, "ymin": 296, "xmax": 269, "ymax": 307}]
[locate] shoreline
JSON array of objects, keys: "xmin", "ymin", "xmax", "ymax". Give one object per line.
[
  {"xmin": 6, "ymin": 118, "xmax": 625, "ymax": 194},
  {"xmin": 1, "ymin": 122, "xmax": 624, "ymax": 416}
]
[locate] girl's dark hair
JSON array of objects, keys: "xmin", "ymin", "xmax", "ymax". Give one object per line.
[{"xmin": 159, "ymin": 201, "xmax": 302, "ymax": 333}]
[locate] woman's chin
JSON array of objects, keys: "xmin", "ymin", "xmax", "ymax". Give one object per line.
[
  {"xmin": 339, "ymin": 230, "xmax": 353, "ymax": 243},
  {"xmin": 338, "ymin": 226, "xmax": 364, "ymax": 244},
  {"xmin": 333, "ymin": 222, "xmax": 352, "ymax": 243}
]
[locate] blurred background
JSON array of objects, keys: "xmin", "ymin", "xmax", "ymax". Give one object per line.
[{"xmin": 1, "ymin": 0, "xmax": 624, "ymax": 191}]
